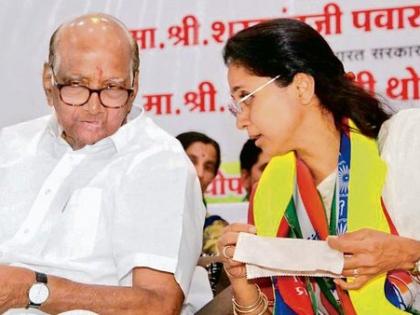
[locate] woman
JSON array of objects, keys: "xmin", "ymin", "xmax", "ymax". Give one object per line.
[
  {"xmin": 218, "ymin": 18, "xmax": 420, "ymax": 314},
  {"xmin": 176, "ymin": 131, "xmax": 229, "ymax": 295}
]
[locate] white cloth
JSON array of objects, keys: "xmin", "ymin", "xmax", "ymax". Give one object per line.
[
  {"xmin": 234, "ymin": 233, "xmax": 343, "ymax": 279},
  {"xmin": 379, "ymin": 108, "xmax": 420, "ymax": 241},
  {"xmin": 0, "ymin": 107, "xmax": 206, "ymax": 312}
]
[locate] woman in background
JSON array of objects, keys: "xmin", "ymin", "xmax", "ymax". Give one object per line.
[
  {"xmin": 218, "ymin": 18, "xmax": 420, "ymax": 314},
  {"xmin": 177, "ymin": 131, "xmax": 229, "ymax": 295}
]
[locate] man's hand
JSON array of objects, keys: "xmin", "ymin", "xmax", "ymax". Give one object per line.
[
  {"xmin": 0, "ymin": 265, "xmax": 33, "ymax": 312},
  {"xmin": 328, "ymin": 228, "xmax": 420, "ymax": 290}
]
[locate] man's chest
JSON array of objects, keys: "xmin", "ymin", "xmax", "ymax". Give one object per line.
[{"xmin": 0, "ymin": 152, "xmax": 115, "ymax": 260}]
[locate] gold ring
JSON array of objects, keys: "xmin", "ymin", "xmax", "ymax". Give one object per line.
[
  {"xmin": 223, "ymin": 264, "xmax": 247, "ymax": 279},
  {"xmin": 222, "ymin": 245, "xmax": 233, "ymax": 259}
]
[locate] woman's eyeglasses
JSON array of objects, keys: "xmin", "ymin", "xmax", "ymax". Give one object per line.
[{"xmin": 227, "ymin": 75, "xmax": 281, "ymax": 117}]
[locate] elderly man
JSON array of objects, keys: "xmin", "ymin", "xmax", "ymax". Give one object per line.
[{"xmin": 0, "ymin": 13, "xmax": 204, "ymax": 314}]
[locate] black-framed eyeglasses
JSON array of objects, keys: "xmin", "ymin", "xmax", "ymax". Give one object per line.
[{"xmin": 50, "ymin": 67, "xmax": 134, "ymax": 109}]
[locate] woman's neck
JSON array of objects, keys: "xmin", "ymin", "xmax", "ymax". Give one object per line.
[{"xmin": 295, "ymin": 111, "xmax": 341, "ymax": 186}]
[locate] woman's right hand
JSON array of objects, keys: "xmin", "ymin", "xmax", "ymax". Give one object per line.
[{"xmin": 217, "ymin": 223, "xmax": 257, "ymax": 281}]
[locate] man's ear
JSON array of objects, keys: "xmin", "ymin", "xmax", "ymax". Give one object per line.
[
  {"xmin": 43, "ymin": 63, "xmax": 54, "ymax": 107},
  {"xmin": 293, "ymin": 72, "xmax": 315, "ymax": 105},
  {"xmin": 126, "ymin": 70, "xmax": 140, "ymax": 115},
  {"xmin": 132, "ymin": 70, "xmax": 140, "ymax": 99}
]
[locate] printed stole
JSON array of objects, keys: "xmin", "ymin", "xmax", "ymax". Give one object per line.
[{"xmin": 252, "ymin": 120, "xmax": 408, "ymax": 314}]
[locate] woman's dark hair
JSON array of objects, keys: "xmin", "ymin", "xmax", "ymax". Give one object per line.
[
  {"xmin": 223, "ymin": 18, "xmax": 390, "ymax": 138},
  {"xmin": 176, "ymin": 131, "xmax": 221, "ymax": 174}
]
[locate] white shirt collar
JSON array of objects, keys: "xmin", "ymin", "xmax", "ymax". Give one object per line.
[{"xmin": 110, "ymin": 105, "xmax": 145, "ymax": 152}]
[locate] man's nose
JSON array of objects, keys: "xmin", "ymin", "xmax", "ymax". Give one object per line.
[{"xmin": 85, "ymin": 92, "xmax": 104, "ymax": 114}]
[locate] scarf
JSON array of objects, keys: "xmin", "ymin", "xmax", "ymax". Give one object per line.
[{"xmin": 252, "ymin": 120, "xmax": 409, "ymax": 314}]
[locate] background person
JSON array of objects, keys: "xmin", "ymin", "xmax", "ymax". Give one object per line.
[
  {"xmin": 239, "ymin": 139, "xmax": 271, "ymax": 201},
  {"xmin": 177, "ymin": 131, "xmax": 230, "ymax": 296}
]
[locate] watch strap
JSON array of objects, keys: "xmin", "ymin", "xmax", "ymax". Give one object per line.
[
  {"xmin": 27, "ymin": 271, "xmax": 49, "ymax": 309},
  {"xmin": 36, "ymin": 271, "xmax": 48, "ymax": 284}
]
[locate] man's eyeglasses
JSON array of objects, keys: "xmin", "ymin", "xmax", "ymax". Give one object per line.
[
  {"xmin": 227, "ymin": 75, "xmax": 281, "ymax": 117},
  {"xmin": 50, "ymin": 67, "xmax": 134, "ymax": 109}
]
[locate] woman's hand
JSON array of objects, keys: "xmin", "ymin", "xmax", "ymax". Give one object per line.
[
  {"xmin": 328, "ymin": 228, "xmax": 420, "ymax": 290},
  {"xmin": 217, "ymin": 223, "xmax": 257, "ymax": 281}
]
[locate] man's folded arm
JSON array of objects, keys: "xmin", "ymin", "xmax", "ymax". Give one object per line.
[{"xmin": 6, "ymin": 265, "xmax": 183, "ymax": 315}]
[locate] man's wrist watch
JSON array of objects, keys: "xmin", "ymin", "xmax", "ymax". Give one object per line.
[{"xmin": 27, "ymin": 272, "xmax": 50, "ymax": 309}]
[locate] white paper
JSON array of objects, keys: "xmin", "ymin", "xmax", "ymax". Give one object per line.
[{"xmin": 233, "ymin": 233, "xmax": 344, "ymax": 279}]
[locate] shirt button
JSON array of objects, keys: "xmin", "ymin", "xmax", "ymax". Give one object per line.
[
  {"xmin": 23, "ymin": 228, "xmax": 30, "ymax": 234},
  {"xmin": 45, "ymin": 189, "xmax": 52, "ymax": 195}
]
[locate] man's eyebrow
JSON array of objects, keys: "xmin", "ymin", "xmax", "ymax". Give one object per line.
[
  {"xmin": 58, "ymin": 74, "xmax": 87, "ymax": 83},
  {"xmin": 57, "ymin": 75, "xmax": 129, "ymax": 86},
  {"xmin": 104, "ymin": 77, "xmax": 131, "ymax": 86},
  {"xmin": 105, "ymin": 77, "xmax": 126, "ymax": 83}
]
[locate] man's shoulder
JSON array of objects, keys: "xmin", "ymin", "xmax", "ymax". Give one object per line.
[
  {"xmin": 141, "ymin": 116, "xmax": 182, "ymax": 147},
  {"xmin": 114, "ymin": 115, "xmax": 192, "ymax": 175},
  {"xmin": 0, "ymin": 115, "xmax": 50, "ymax": 150},
  {"xmin": 122, "ymin": 115, "xmax": 185, "ymax": 157}
]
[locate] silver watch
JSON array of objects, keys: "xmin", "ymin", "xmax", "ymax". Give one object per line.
[{"xmin": 27, "ymin": 272, "xmax": 50, "ymax": 309}]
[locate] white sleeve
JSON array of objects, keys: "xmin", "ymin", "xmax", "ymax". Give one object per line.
[
  {"xmin": 112, "ymin": 148, "xmax": 205, "ymax": 295},
  {"xmin": 379, "ymin": 108, "xmax": 420, "ymax": 241}
]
